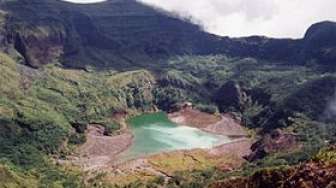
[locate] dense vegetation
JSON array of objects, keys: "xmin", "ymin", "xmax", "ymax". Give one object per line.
[
  {"xmin": 1, "ymin": 50, "xmax": 336, "ymax": 187},
  {"xmin": 1, "ymin": 0, "xmax": 336, "ymax": 187},
  {"xmin": 115, "ymin": 55, "xmax": 336, "ymax": 187},
  {"xmin": 0, "ymin": 52, "xmax": 157, "ymax": 187}
]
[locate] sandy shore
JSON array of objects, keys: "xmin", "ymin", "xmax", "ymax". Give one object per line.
[
  {"xmin": 169, "ymin": 108, "xmax": 221, "ymax": 128},
  {"xmin": 70, "ymin": 109, "xmax": 252, "ymax": 174},
  {"xmin": 71, "ymin": 125, "xmax": 133, "ymax": 171},
  {"xmin": 169, "ymin": 109, "xmax": 248, "ymax": 137},
  {"xmin": 166, "ymin": 109, "xmax": 253, "ymax": 169},
  {"xmin": 106, "ymin": 110, "xmax": 253, "ymax": 183}
]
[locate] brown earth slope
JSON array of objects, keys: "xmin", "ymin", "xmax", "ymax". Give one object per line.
[
  {"xmin": 169, "ymin": 108, "xmax": 247, "ymax": 137},
  {"xmin": 72, "ymin": 125, "xmax": 133, "ymax": 171}
]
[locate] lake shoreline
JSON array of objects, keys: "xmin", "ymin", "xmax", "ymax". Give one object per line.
[
  {"xmin": 68, "ymin": 124, "xmax": 134, "ymax": 171},
  {"xmin": 168, "ymin": 108, "xmax": 249, "ymax": 137},
  {"xmin": 70, "ymin": 110, "xmax": 252, "ymax": 172},
  {"xmin": 124, "ymin": 112, "xmax": 237, "ymax": 157},
  {"xmin": 166, "ymin": 108, "xmax": 253, "ymax": 162},
  {"xmin": 112, "ymin": 110, "xmax": 252, "ymax": 167}
]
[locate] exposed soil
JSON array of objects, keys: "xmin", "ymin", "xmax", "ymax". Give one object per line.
[
  {"xmin": 204, "ymin": 114, "xmax": 247, "ymax": 137},
  {"xmin": 104, "ymin": 139, "xmax": 253, "ymax": 186},
  {"xmin": 71, "ymin": 125, "xmax": 133, "ymax": 171},
  {"xmin": 246, "ymin": 129, "xmax": 302, "ymax": 161},
  {"xmin": 110, "ymin": 158, "xmax": 171, "ymax": 179},
  {"xmin": 209, "ymin": 138, "xmax": 252, "ymax": 158},
  {"xmin": 169, "ymin": 108, "xmax": 221, "ymax": 128},
  {"xmin": 104, "ymin": 117, "xmax": 253, "ymax": 185},
  {"xmin": 70, "ymin": 110, "xmax": 253, "ymax": 186},
  {"xmin": 169, "ymin": 108, "xmax": 247, "ymax": 137}
]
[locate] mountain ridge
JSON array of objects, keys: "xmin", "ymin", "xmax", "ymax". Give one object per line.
[{"xmin": 1, "ymin": 0, "xmax": 335, "ymax": 69}]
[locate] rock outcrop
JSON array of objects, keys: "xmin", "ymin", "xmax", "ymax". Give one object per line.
[{"xmin": 246, "ymin": 129, "xmax": 300, "ymax": 161}]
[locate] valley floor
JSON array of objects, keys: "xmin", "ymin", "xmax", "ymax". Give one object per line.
[{"xmin": 66, "ymin": 109, "xmax": 253, "ymax": 186}]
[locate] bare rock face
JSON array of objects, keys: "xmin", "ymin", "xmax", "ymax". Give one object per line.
[
  {"xmin": 10, "ymin": 27, "xmax": 65, "ymax": 68},
  {"xmin": 246, "ymin": 129, "xmax": 299, "ymax": 161}
]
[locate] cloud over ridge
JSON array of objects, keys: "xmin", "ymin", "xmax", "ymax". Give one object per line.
[
  {"xmin": 60, "ymin": 0, "xmax": 336, "ymax": 38},
  {"xmin": 138, "ymin": 0, "xmax": 336, "ymax": 38}
]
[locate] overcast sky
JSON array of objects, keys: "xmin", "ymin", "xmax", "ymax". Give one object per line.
[
  {"xmin": 63, "ymin": 0, "xmax": 336, "ymax": 38},
  {"xmin": 62, "ymin": 0, "xmax": 106, "ymax": 3}
]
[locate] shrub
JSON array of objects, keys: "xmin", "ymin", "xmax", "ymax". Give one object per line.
[
  {"xmin": 68, "ymin": 133, "xmax": 86, "ymax": 145},
  {"xmin": 195, "ymin": 104, "xmax": 218, "ymax": 114},
  {"xmin": 71, "ymin": 122, "xmax": 88, "ymax": 134},
  {"xmin": 103, "ymin": 123, "xmax": 120, "ymax": 136}
]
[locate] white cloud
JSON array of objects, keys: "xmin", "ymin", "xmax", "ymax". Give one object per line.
[
  {"xmin": 60, "ymin": 0, "xmax": 336, "ymax": 38},
  {"xmin": 138, "ymin": 0, "xmax": 336, "ymax": 38}
]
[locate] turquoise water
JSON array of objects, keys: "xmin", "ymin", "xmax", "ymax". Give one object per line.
[{"xmin": 120, "ymin": 112, "xmax": 231, "ymax": 160}]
